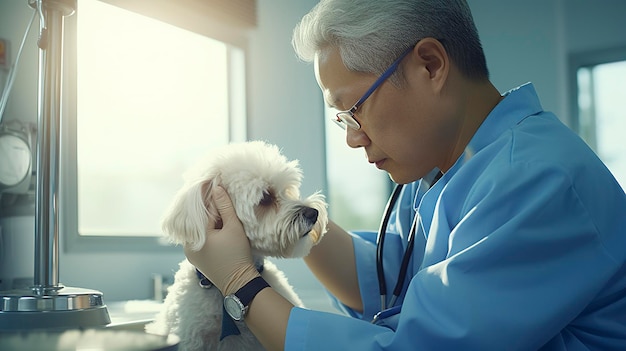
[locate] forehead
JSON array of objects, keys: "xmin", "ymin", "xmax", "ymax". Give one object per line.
[{"xmin": 314, "ymin": 47, "xmax": 365, "ymax": 109}]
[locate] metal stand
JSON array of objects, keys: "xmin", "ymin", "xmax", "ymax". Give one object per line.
[{"xmin": 0, "ymin": 0, "xmax": 110, "ymax": 330}]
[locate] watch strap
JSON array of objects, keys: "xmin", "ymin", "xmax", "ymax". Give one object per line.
[{"xmin": 235, "ymin": 276, "xmax": 270, "ymax": 307}]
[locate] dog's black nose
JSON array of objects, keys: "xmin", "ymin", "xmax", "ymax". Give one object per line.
[{"xmin": 301, "ymin": 207, "xmax": 319, "ymax": 223}]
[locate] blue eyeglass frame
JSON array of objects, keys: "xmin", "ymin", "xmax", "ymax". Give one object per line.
[{"xmin": 334, "ymin": 44, "xmax": 416, "ymax": 130}]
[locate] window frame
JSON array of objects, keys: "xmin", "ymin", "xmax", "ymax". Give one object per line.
[
  {"xmin": 60, "ymin": 3, "xmax": 249, "ymax": 252},
  {"xmin": 568, "ymin": 46, "xmax": 626, "ymax": 137}
]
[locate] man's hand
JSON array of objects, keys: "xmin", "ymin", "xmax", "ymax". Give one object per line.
[{"xmin": 183, "ymin": 186, "xmax": 260, "ymax": 295}]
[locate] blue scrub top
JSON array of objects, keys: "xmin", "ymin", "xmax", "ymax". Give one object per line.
[{"xmin": 285, "ymin": 83, "xmax": 626, "ymax": 350}]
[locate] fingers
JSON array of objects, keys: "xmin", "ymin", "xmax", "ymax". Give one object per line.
[{"xmin": 212, "ymin": 186, "xmax": 237, "ymax": 224}]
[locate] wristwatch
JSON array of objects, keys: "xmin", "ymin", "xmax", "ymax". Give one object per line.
[{"xmin": 223, "ymin": 277, "xmax": 270, "ymax": 321}]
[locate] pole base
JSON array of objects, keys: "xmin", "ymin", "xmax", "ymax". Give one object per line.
[{"xmin": 0, "ymin": 286, "xmax": 110, "ymax": 330}]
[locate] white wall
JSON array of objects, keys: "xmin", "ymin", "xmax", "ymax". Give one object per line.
[
  {"xmin": 563, "ymin": 0, "xmax": 626, "ymax": 53},
  {"xmin": 1, "ymin": 0, "xmax": 625, "ymax": 305},
  {"xmin": 247, "ymin": 0, "xmax": 326, "ymax": 197},
  {"xmin": 468, "ymin": 0, "xmax": 626, "ymax": 125},
  {"xmin": 469, "ymin": 0, "xmax": 565, "ymax": 119}
]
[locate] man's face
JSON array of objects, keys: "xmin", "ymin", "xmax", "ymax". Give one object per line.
[{"xmin": 314, "ymin": 46, "xmax": 458, "ymax": 184}]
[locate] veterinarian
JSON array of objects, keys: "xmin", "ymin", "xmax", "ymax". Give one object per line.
[{"xmin": 185, "ymin": 0, "xmax": 626, "ymax": 350}]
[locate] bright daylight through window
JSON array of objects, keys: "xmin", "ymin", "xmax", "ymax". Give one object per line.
[
  {"xmin": 74, "ymin": 0, "xmax": 244, "ymax": 236},
  {"xmin": 324, "ymin": 108, "xmax": 391, "ymax": 231},
  {"xmin": 577, "ymin": 60, "xmax": 626, "ymax": 191}
]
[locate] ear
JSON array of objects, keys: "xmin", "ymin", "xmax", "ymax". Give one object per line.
[
  {"xmin": 412, "ymin": 38, "xmax": 449, "ymax": 92},
  {"xmin": 161, "ymin": 177, "xmax": 218, "ymax": 251}
]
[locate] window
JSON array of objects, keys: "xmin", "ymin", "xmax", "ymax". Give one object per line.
[
  {"xmin": 575, "ymin": 57, "xmax": 626, "ymax": 190},
  {"xmin": 63, "ymin": 0, "xmax": 246, "ymax": 245},
  {"xmin": 324, "ymin": 108, "xmax": 391, "ymax": 232}
]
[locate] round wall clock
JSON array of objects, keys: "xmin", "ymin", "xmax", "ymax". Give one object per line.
[{"xmin": 0, "ymin": 128, "xmax": 32, "ymax": 190}]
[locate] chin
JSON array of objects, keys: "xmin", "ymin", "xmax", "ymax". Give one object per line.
[{"xmin": 387, "ymin": 171, "xmax": 418, "ymax": 185}]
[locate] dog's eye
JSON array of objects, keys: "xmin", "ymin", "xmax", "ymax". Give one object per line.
[{"xmin": 259, "ymin": 191, "xmax": 274, "ymax": 206}]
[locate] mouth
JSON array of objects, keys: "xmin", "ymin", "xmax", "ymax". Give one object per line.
[
  {"xmin": 302, "ymin": 228, "xmax": 321, "ymax": 244},
  {"xmin": 300, "ymin": 222, "xmax": 320, "ymax": 243},
  {"xmin": 300, "ymin": 222, "xmax": 315, "ymax": 239},
  {"xmin": 370, "ymin": 158, "xmax": 386, "ymax": 169}
]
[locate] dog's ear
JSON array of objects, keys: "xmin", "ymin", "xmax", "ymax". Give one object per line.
[{"xmin": 161, "ymin": 177, "xmax": 219, "ymax": 251}]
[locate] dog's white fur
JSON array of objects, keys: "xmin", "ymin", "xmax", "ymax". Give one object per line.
[{"xmin": 146, "ymin": 141, "xmax": 328, "ymax": 351}]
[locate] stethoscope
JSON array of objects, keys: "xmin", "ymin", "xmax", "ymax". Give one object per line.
[
  {"xmin": 376, "ymin": 183, "xmax": 415, "ymax": 312},
  {"xmin": 373, "ymin": 171, "xmax": 443, "ymax": 323}
]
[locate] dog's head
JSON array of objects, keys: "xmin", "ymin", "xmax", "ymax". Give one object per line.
[{"xmin": 162, "ymin": 140, "xmax": 328, "ymax": 259}]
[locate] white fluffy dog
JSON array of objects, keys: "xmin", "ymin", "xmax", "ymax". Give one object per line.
[{"xmin": 146, "ymin": 141, "xmax": 328, "ymax": 351}]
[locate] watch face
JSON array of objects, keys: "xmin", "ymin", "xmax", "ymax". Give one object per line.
[
  {"xmin": 0, "ymin": 133, "xmax": 31, "ymax": 188},
  {"xmin": 224, "ymin": 295, "xmax": 245, "ymax": 321}
]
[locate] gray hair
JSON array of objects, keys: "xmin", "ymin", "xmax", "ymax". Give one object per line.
[{"xmin": 292, "ymin": 0, "xmax": 489, "ymax": 82}]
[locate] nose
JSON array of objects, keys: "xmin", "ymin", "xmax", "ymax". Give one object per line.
[
  {"xmin": 346, "ymin": 127, "xmax": 370, "ymax": 149},
  {"xmin": 300, "ymin": 207, "xmax": 319, "ymax": 223}
]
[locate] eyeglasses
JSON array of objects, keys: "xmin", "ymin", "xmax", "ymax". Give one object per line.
[{"xmin": 333, "ymin": 45, "xmax": 415, "ymax": 130}]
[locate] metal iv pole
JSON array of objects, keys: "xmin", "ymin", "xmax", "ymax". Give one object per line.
[{"xmin": 0, "ymin": 0, "xmax": 110, "ymax": 330}]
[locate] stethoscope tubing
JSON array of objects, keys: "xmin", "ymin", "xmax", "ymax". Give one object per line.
[
  {"xmin": 376, "ymin": 183, "xmax": 418, "ymax": 311},
  {"xmin": 374, "ymin": 171, "xmax": 444, "ymax": 321}
]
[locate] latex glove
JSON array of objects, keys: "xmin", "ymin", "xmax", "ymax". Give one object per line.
[{"xmin": 183, "ymin": 186, "xmax": 260, "ymax": 296}]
